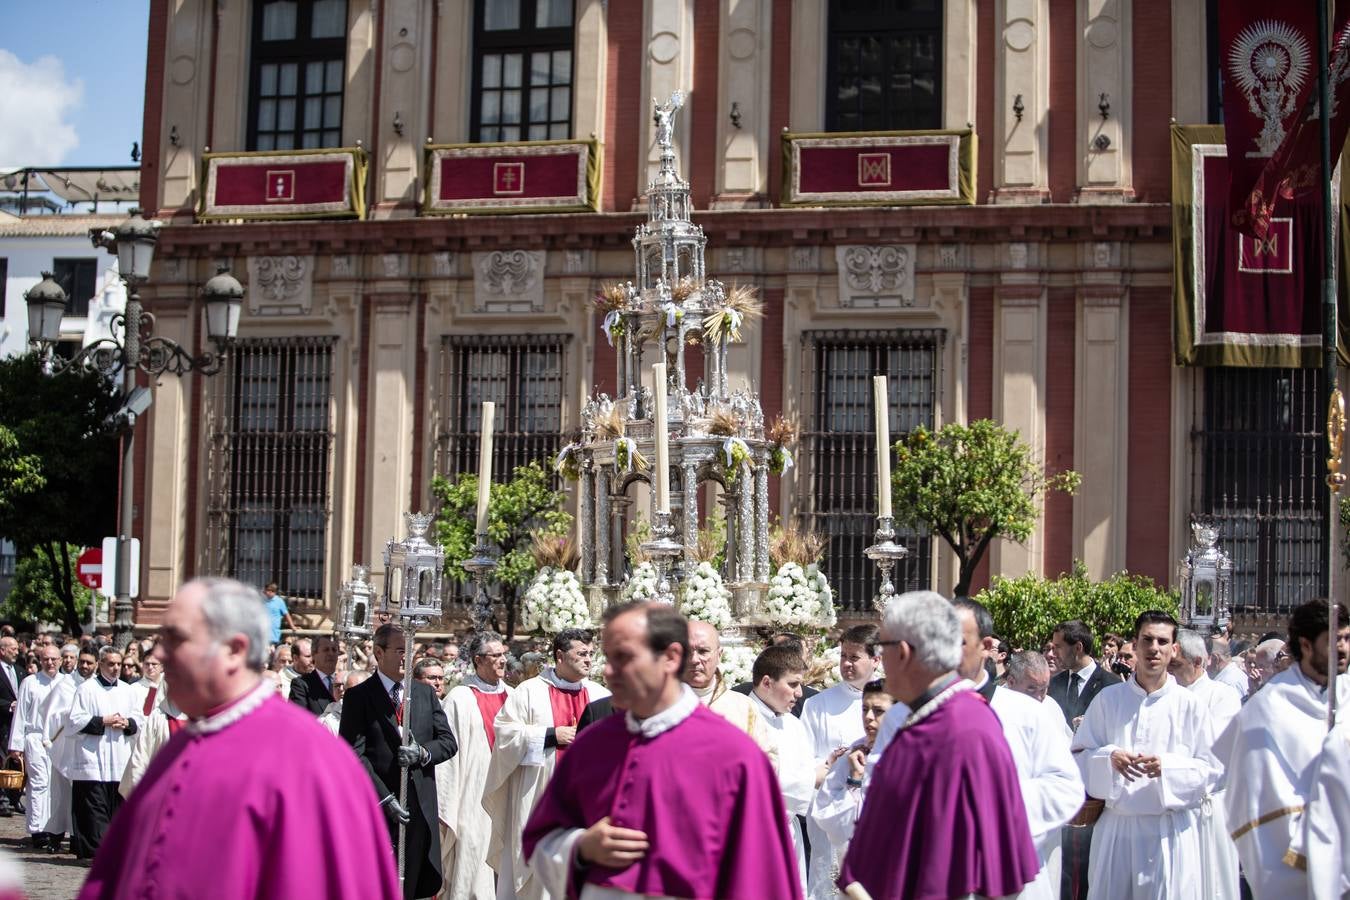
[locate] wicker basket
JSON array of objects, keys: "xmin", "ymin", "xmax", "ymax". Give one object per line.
[
  {"xmin": 1068, "ymin": 797, "xmax": 1104, "ymax": 827},
  {"xmin": 0, "ymin": 757, "xmax": 24, "ymax": 792}
]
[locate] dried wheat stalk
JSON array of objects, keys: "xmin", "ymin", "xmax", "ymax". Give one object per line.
[
  {"xmin": 770, "ymin": 525, "xmax": 826, "ymax": 568},
  {"xmin": 530, "ymin": 532, "xmax": 580, "ymax": 570}
]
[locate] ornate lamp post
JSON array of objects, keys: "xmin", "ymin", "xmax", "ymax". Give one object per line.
[
  {"xmin": 25, "ymin": 209, "xmax": 243, "ymax": 648},
  {"xmin": 381, "ymin": 511, "xmax": 444, "ymax": 885},
  {"xmin": 1177, "ymin": 517, "xmax": 1233, "ymax": 633}
]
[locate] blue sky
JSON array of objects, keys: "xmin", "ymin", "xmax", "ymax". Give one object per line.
[{"xmin": 0, "ymin": 0, "xmax": 150, "ymax": 169}]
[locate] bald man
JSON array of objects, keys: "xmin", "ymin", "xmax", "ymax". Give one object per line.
[
  {"xmin": 684, "ymin": 622, "xmax": 775, "ymax": 759},
  {"xmin": 1250, "ymin": 638, "xmax": 1286, "ymax": 695}
]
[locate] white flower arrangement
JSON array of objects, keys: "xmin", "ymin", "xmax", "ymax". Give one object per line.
[
  {"xmin": 719, "ymin": 643, "xmax": 758, "ymax": 687},
  {"xmin": 679, "ymin": 561, "xmax": 733, "ymax": 631},
  {"xmin": 621, "ymin": 561, "xmax": 660, "ymax": 602},
  {"xmin": 764, "ymin": 561, "xmax": 837, "ymax": 628},
  {"xmin": 521, "ymin": 566, "xmax": 592, "ymax": 634}
]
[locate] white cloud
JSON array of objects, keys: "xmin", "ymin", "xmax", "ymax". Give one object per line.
[{"xmin": 0, "ymin": 50, "xmax": 83, "ymax": 168}]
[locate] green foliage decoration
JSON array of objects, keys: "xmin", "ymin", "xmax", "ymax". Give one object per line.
[{"xmin": 3, "ymin": 543, "xmax": 96, "ymax": 629}]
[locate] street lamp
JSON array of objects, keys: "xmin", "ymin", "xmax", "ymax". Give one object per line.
[{"xmin": 25, "ymin": 208, "xmax": 244, "ymax": 649}]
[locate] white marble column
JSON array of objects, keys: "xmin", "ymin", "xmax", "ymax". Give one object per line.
[
  {"xmin": 1077, "ymin": 0, "xmax": 1133, "ymax": 200},
  {"xmin": 993, "ymin": 0, "xmax": 1050, "ymax": 202}
]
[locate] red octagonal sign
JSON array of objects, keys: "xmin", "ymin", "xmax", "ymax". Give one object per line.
[{"xmin": 76, "ymin": 547, "xmax": 102, "ymax": 590}]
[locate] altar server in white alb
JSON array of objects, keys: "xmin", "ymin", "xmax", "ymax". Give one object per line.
[
  {"xmin": 66, "ymin": 646, "xmax": 142, "ymax": 859},
  {"xmin": 1071, "ymin": 610, "xmax": 1223, "ymax": 900},
  {"xmin": 953, "ymin": 599, "xmax": 1084, "ymax": 900},
  {"xmin": 39, "ymin": 648, "xmax": 95, "ymax": 851},
  {"xmin": 7, "ymin": 644, "xmax": 63, "ymax": 849},
  {"xmin": 1223, "ymin": 600, "xmax": 1350, "ymax": 900},
  {"xmin": 749, "ymin": 644, "xmax": 816, "ymax": 895},
  {"xmin": 1169, "ymin": 629, "xmax": 1242, "ymax": 900},
  {"xmin": 483, "ymin": 628, "xmax": 608, "ymax": 900},
  {"xmin": 1290, "ymin": 720, "xmax": 1350, "ymax": 900},
  {"xmin": 437, "ymin": 631, "xmax": 514, "ymax": 900}
]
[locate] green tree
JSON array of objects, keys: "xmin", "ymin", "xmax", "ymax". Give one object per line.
[
  {"xmin": 0, "ymin": 424, "xmax": 44, "ymax": 515},
  {"xmin": 975, "ymin": 561, "xmax": 1181, "ymax": 652},
  {"xmin": 2, "ymin": 543, "xmax": 96, "ymax": 629},
  {"xmin": 0, "ymin": 353, "xmax": 121, "ymax": 635},
  {"xmin": 891, "ymin": 419, "xmax": 1081, "ymax": 597},
  {"xmin": 430, "ymin": 459, "xmax": 572, "ymax": 639}
]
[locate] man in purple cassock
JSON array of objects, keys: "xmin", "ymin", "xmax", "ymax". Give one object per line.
[
  {"xmin": 522, "ymin": 600, "xmax": 803, "ymax": 900},
  {"xmin": 840, "ymin": 591, "xmax": 1041, "ymax": 900},
  {"xmin": 80, "ymin": 578, "xmax": 401, "ymax": 900}
]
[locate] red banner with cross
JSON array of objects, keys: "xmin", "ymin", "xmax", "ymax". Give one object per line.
[
  {"xmin": 422, "ymin": 140, "xmax": 599, "ymax": 215},
  {"xmin": 1171, "ymin": 124, "xmax": 1349, "ymax": 367},
  {"xmin": 780, "ymin": 130, "xmax": 976, "ymax": 207},
  {"xmin": 199, "ymin": 148, "xmax": 368, "ymax": 222}
]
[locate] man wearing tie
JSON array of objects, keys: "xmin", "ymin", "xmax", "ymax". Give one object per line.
[
  {"xmin": 0, "ymin": 636, "xmax": 25, "ymax": 817},
  {"xmin": 289, "ymin": 636, "xmax": 340, "ymax": 716},
  {"xmin": 342, "ymin": 624, "xmax": 456, "ymax": 900},
  {"xmin": 1046, "ymin": 620, "xmax": 1119, "ymax": 730}
]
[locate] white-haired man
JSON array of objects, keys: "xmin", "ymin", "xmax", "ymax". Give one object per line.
[
  {"xmin": 843, "ymin": 591, "xmax": 1040, "ymax": 899},
  {"xmin": 952, "ymin": 598, "xmax": 1083, "ymax": 900},
  {"xmin": 68, "ymin": 646, "xmax": 140, "ymax": 859},
  {"xmin": 80, "ymin": 578, "xmax": 400, "ymax": 899},
  {"xmin": 437, "ymin": 631, "xmax": 513, "ymax": 900},
  {"xmin": 39, "ymin": 647, "xmax": 95, "ymax": 854},
  {"xmin": 8, "ymin": 644, "xmax": 63, "ymax": 849},
  {"xmin": 682, "ymin": 621, "xmax": 773, "ymax": 755}
]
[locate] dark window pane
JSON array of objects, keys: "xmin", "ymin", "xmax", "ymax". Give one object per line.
[
  {"xmin": 472, "ymin": 0, "xmax": 574, "ymax": 142},
  {"xmin": 826, "ymin": 0, "xmax": 942, "ymax": 132},
  {"xmin": 262, "ymin": 1, "xmax": 298, "ymax": 40},
  {"xmin": 52, "ymin": 258, "xmax": 97, "ymax": 319},
  {"xmin": 249, "ymin": 1, "xmax": 346, "ymax": 151},
  {"xmin": 485, "ymin": 0, "xmax": 521, "ymax": 30}
]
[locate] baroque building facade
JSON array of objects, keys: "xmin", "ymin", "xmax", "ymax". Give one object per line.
[{"xmin": 130, "ymin": 0, "xmax": 1308, "ymax": 628}]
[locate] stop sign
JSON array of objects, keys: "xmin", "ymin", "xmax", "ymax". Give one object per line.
[{"xmin": 76, "ymin": 547, "xmax": 103, "ymax": 590}]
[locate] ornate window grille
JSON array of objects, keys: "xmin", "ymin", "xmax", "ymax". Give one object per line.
[
  {"xmin": 826, "ymin": 0, "xmax": 943, "ymax": 133},
  {"xmin": 1190, "ymin": 366, "xmax": 1326, "ymax": 615},
  {"xmin": 799, "ymin": 328, "xmax": 943, "ymax": 612},
  {"xmin": 436, "ymin": 333, "xmax": 569, "ymax": 481},
  {"xmin": 247, "ymin": 0, "xmax": 347, "ymax": 151},
  {"xmin": 471, "ymin": 0, "xmax": 575, "ymax": 142},
  {"xmin": 205, "ymin": 336, "xmax": 336, "ymax": 602}
]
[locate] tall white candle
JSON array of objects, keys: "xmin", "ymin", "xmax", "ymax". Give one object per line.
[
  {"xmin": 476, "ymin": 401, "xmax": 495, "ymax": 534},
  {"xmin": 653, "ymin": 363, "xmax": 670, "ymax": 512},
  {"xmin": 873, "ymin": 376, "xmax": 892, "ymax": 519}
]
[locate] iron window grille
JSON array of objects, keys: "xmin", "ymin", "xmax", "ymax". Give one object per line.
[
  {"xmin": 52, "ymin": 258, "xmax": 96, "ymax": 319},
  {"xmin": 1190, "ymin": 366, "xmax": 1327, "ymax": 615},
  {"xmin": 825, "ymin": 0, "xmax": 943, "ymax": 133},
  {"xmin": 471, "ymin": 0, "xmax": 575, "ymax": 143},
  {"xmin": 205, "ymin": 336, "xmax": 337, "ymax": 602},
  {"xmin": 247, "ymin": 0, "xmax": 347, "ymax": 151},
  {"xmin": 799, "ymin": 328, "xmax": 943, "ymax": 612}
]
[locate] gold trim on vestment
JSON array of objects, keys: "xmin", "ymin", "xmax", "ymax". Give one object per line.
[
  {"xmin": 1230, "ymin": 805, "xmax": 1305, "ymax": 840},
  {"xmin": 1282, "ymin": 849, "xmax": 1308, "ymax": 871}
]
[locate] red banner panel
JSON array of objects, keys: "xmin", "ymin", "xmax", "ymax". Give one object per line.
[
  {"xmin": 423, "ymin": 140, "xmax": 599, "ymax": 214},
  {"xmin": 200, "ymin": 149, "xmax": 366, "ymax": 221},
  {"xmin": 782, "ymin": 131, "xmax": 976, "ymax": 206}
]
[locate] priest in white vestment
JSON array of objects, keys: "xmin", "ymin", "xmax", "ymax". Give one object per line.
[
  {"xmin": 954, "ymin": 599, "xmax": 1084, "ymax": 900},
  {"xmin": 126, "ymin": 652, "xmax": 165, "ymax": 719},
  {"xmin": 800, "ymin": 624, "xmax": 880, "ymax": 899},
  {"xmin": 438, "ymin": 632, "xmax": 514, "ymax": 900},
  {"xmin": 1222, "ymin": 600, "xmax": 1350, "ymax": 900},
  {"xmin": 1171, "ymin": 629, "xmax": 1242, "ymax": 900},
  {"xmin": 683, "ymin": 621, "xmax": 775, "ymax": 760},
  {"xmin": 484, "ymin": 628, "xmax": 609, "ymax": 900},
  {"xmin": 1208, "ymin": 636, "xmax": 1249, "ymax": 699},
  {"xmin": 1289, "ymin": 721, "xmax": 1350, "ymax": 900},
  {"xmin": 749, "ymin": 644, "xmax": 815, "ymax": 895},
  {"xmin": 118, "ymin": 691, "xmax": 189, "ymax": 798},
  {"xmin": 7, "ymin": 645, "xmax": 62, "ymax": 848},
  {"xmin": 67, "ymin": 646, "xmax": 143, "ymax": 858},
  {"xmin": 40, "ymin": 649, "xmax": 94, "ymax": 848},
  {"xmin": 1071, "ymin": 611, "xmax": 1223, "ymax": 900}
]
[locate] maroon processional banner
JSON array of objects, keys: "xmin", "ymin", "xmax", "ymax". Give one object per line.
[
  {"xmin": 199, "ymin": 148, "xmax": 367, "ymax": 221},
  {"xmin": 1219, "ymin": 3, "xmax": 1350, "ymax": 237},
  {"xmin": 1172, "ymin": 125, "xmax": 1340, "ymax": 367},
  {"xmin": 422, "ymin": 140, "xmax": 599, "ymax": 215},
  {"xmin": 781, "ymin": 130, "xmax": 975, "ymax": 206}
]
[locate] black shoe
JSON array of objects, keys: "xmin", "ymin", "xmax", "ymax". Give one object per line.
[{"xmin": 30, "ymin": 834, "xmax": 47, "ymax": 850}]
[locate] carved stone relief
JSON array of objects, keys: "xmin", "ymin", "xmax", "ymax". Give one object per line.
[
  {"xmin": 432, "ymin": 252, "xmax": 456, "ymax": 277},
  {"xmin": 381, "ymin": 253, "xmax": 405, "ymax": 278},
  {"xmin": 248, "ymin": 256, "xmax": 313, "ymax": 316},
  {"xmin": 834, "ymin": 245, "xmax": 916, "ymax": 308},
  {"xmin": 563, "ymin": 249, "xmax": 590, "ymax": 274},
  {"xmin": 789, "ymin": 246, "xmax": 818, "ymax": 271},
  {"xmin": 473, "ymin": 249, "xmax": 546, "ymax": 313},
  {"xmin": 332, "ymin": 255, "xmax": 354, "ymax": 278}
]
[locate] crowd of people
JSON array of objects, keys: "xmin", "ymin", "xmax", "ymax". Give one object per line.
[{"xmin": 0, "ymin": 577, "xmax": 1343, "ymax": 900}]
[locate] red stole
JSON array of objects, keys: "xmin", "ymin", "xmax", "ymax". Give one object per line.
[
  {"xmin": 143, "ymin": 685, "xmax": 157, "ymax": 717},
  {"xmin": 548, "ymin": 684, "xmax": 588, "ymax": 759},
  {"xmin": 471, "ymin": 688, "xmax": 509, "ymax": 750},
  {"xmin": 167, "ymin": 717, "xmax": 185, "ymax": 736}
]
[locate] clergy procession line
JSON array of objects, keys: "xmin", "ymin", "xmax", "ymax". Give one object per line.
[{"xmin": 0, "ymin": 579, "xmax": 1341, "ymax": 898}]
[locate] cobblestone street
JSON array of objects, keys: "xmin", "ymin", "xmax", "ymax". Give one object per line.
[{"xmin": 0, "ymin": 812, "xmax": 89, "ymax": 899}]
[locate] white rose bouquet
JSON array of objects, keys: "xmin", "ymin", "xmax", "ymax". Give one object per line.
[
  {"xmin": 521, "ymin": 566, "xmax": 592, "ymax": 634},
  {"xmin": 764, "ymin": 561, "xmax": 836, "ymax": 628},
  {"xmin": 621, "ymin": 561, "xmax": 660, "ymax": 602},
  {"xmin": 679, "ymin": 561, "xmax": 733, "ymax": 631},
  {"xmin": 719, "ymin": 643, "xmax": 758, "ymax": 687}
]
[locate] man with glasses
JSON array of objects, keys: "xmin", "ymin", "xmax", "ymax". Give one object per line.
[{"xmin": 436, "ymin": 632, "xmax": 512, "ymax": 900}]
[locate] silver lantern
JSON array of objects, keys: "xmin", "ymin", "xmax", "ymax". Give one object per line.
[
  {"xmin": 382, "ymin": 511, "xmax": 445, "ymax": 624},
  {"xmin": 1178, "ymin": 518, "xmax": 1233, "ymax": 632},
  {"xmin": 337, "ymin": 563, "xmax": 375, "ymax": 642}
]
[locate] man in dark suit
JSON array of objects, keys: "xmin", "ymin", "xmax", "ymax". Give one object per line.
[
  {"xmin": 0, "ymin": 635, "xmax": 24, "ymax": 817},
  {"xmin": 341, "ymin": 624, "xmax": 456, "ymax": 900},
  {"xmin": 1047, "ymin": 619, "xmax": 1120, "ymax": 730},
  {"xmin": 289, "ymin": 635, "xmax": 339, "ymax": 716}
]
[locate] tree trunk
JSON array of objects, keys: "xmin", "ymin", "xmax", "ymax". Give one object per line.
[{"xmin": 38, "ymin": 542, "xmax": 84, "ymax": 636}]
